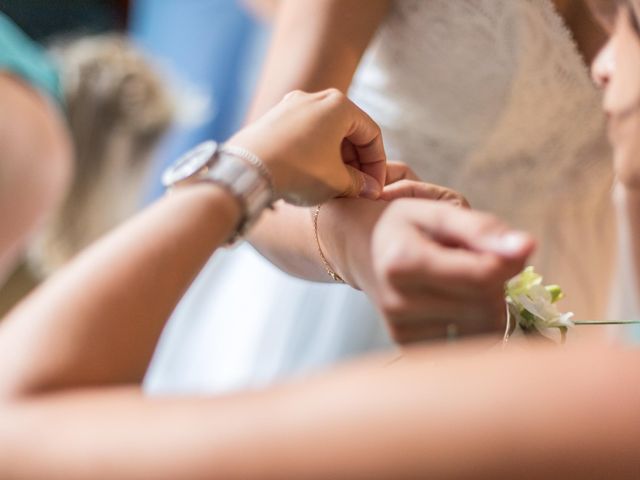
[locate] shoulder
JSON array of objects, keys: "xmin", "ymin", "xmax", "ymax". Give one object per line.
[{"xmin": 0, "ymin": 12, "xmax": 63, "ymax": 106}]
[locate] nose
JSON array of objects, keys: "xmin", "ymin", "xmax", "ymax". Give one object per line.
[{"xmin": 592, "ymin": 41, "xmax": 615, "ymax": 88}]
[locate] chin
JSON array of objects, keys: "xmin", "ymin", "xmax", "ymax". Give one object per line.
[
  {"xmin": 610, "ymin": 112, "xmax": 640, "ymax": 153},
  {"xmin": 612, "ymin": 137, "xmax": 640, "ymax": 188}
]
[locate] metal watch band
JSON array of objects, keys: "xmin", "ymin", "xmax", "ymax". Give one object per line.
[
  {"xmin": 162, "ymin": 141, "xmax": 274, "ymax": 245},
  {"xmin": 199, "ymin": 151, "xmax": 273, "ymax": 244}
]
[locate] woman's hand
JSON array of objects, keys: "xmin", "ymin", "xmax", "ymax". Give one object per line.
[
  {"xmin": 319, "ymin": 196, "xmax": 535, "ymax": 344},
  {"xmin": 381, "ymin": 161, "xmax": 469, "ymax": 207},
  {"xmin": 370, "ymin": 200, "xmax": 535, "ymax": 342},
  {"xmin": 228, "ymin": 89, "xmax": 386, "ymax": 206}
]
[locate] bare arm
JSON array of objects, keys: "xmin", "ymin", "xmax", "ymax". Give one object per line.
[
  {"xmin": 247, "ymin": 0, "xmax": 389, "ymax": 121},
  {"xmin": 0, "ymin": 74, "xmax": 72, "ymax": 283},
  {"xmin": 0, "ymin": 185, "xmax": 241, "ymax": 396},
  {"xmin": 0, "ymin": 91, "xmax": 631, "ymax": 478},
  {"xmin": 241, "ymin": 2, "xmax": 536, "ymax": 345},
  {"xmin": 245, "ymin": 0, "xmax": 389, "ymax": 282},
  {"xmin": 0, "ymin": 340, "xmax": 638, "ymax": 479},
  {"xmin": 0, "ymin": 90, "xmax": 385, "ymax": 397}
]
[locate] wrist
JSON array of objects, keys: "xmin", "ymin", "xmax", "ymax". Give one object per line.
[
  {"xmin": 318, "ymin": 198, "xmax": 388, "ymax": 290},
  {"xmin": 168, "ymin": 183, "xmax": 242, "ymax": 244},
  {"xmin": 162, "ymin": 141, "xmax": 274, "ymax": 244}
]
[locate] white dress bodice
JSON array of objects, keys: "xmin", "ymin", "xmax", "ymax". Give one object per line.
[
  {"xmin": 146, "ymin": 0, "xmax": 619, "ymax": 394},
  {"xmin": 350, "ymin": 0, "xmax": 616, "ymax": 320}
]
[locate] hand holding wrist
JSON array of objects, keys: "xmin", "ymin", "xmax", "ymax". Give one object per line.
[
  {"xmin": 228, "ymin": 89, "xmax": 386, "ymax": 206},
  {"xmin": 316, "ymin": 198, "xmax": 388, "ymax": 290}
]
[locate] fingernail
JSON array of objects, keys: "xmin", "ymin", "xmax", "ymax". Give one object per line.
[
  {"xmin": 481, "ymin": 231, "xmax": 531, "ymax": 256},
  {"xmin": 361, "ymin": 174, "xmax": 382, "ymax": 199}
]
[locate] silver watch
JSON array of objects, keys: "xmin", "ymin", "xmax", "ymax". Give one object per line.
[{"xmin": 162, "ymin": 141, "xmax": 274, "ymax": 243}]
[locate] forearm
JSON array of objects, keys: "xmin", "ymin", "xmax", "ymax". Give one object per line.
[
  {"xmin": 0, "ymin": 185, "xmax": 240, "ymax": 397},
  {"xmin": 247, "ymin": 202, "xmax": 330, "ymax": 281},
  {"xmin": 247, "ymin": 197, "xmax": 386, "ymax": 285},
  {"xmin": 244, "ymin": 0, "xmax": 389, "ymax": 279},
  {"xmin": 247, "ymin": 0, "xmax": 389, "ymax": 122},
  {"xmin": 1, "ymin": 341, "xmax": 638, "ymax": 479}
]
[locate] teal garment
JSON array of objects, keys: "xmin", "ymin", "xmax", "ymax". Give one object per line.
[{"xmin": 0, "ymin": 12, "xmax": 62, "ymax": 105}]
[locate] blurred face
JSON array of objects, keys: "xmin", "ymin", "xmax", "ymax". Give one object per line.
[{"xmin": 591, "ymin": 0, "xmax": 640, "ymax": 185}]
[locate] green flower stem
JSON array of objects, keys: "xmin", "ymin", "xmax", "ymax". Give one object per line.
[{"xmin": 573, "ymin": 321, "xmax": 640, "ymax": 325}]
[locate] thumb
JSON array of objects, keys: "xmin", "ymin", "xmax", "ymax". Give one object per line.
[{"xmin": 341, "ymin": 165, "xmax": 382, "ymax": 199}]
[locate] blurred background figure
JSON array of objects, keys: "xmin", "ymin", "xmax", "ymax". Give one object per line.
[
  {"xmin": 0, "ymin": 5, "xmax": 173, "ymax": 314},
  {"xmin": 0, "ymin": 1, "xmax": 281, "ymax": 370},
  {"xmin": 0, "ymin": 11, "xmax": 71, "ymax": 296},
  {"xmin": 28, "ymin": 35, "xmax": 173, "ymax": 277}
]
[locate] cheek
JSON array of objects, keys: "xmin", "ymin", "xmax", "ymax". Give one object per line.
[
  {"xmin": 607, "ymin": 36, "xmax": 640, "ymax": 113},
  {"xmin": 611, "ymin": 111, "xmax": 640, "ymax": 166}
]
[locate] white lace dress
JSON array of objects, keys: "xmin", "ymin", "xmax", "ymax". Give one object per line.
[{"xmin": 145, "ymin": 0, "xmax": 619, "ymax": 394}]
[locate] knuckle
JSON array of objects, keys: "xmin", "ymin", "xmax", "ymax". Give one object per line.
[
  {"xmin": 442, "ymin": 189, "xmax": 470, "ymax": 208},
  {"xmin": 383, "ymin": 242, "xmax": 427, "ymax": 282},
  {"xmin": 459, "ymin": 196, "xmax": 471, "ymax": 209},
  {"xmin": 341, "ymin": 168, "xmax": 363, "ymax": 198},
  {"xmin": 323, "ymin": 87, "xmax": 344, "ymax": 99},
  {"xmin": 379, "ymin": 291, "xmax": 409, "ymax": 320},
  {"xmin": 319, "ymin": 88, "xmax": 346, "ymax": 107},
  {"xmin": 283, "ymin": 89, "xmax": 305, "ymax": 101}
]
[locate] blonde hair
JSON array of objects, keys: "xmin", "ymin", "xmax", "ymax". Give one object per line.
[{"xmin": 28, "ymin": 35, "xmax": 173, "ymax": 276}]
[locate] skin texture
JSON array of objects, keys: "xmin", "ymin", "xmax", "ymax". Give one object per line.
[
  {"xmin": 245, "ymin": 0, "xmax": 533, "ymax": 342},
  {"xmin": 591, "ymin": 0, "xmax": 640, "ymax": 299},
  {"xmin": 0, "ymin": 90, "xmax": 385, "ymax": 398},
  {"xmin": 0, "ymin": 116, "xmax": 637, "ymax": 477},
  {"xmin": 1, "ymin": 12, "xmax": 640, "ymax": 478},
  {"xmin": 0, "ymin": 74, "xmax": 72, "ymax": 285},
  {"xmin": 231, "ymin": 89, "xmax": 387, "ymax": 205}
]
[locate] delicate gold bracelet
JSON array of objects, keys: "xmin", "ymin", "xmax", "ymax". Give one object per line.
[{"xmin": 312, "ymin": 205, "xmax": 345, "ymax": 283}]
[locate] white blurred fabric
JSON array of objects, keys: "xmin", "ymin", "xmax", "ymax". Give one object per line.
[{"xmin": 146, "ymin": 0, "xmax": 626, "ymax": 395}]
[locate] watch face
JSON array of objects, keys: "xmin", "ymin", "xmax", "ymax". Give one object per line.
[{"xmin": 162, "ymin": 141, "xmax": 218, "ymax": 187}]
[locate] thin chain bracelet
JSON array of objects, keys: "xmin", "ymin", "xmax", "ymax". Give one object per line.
[{"xmin": 312, "ymin": 205, "xmax": 345, "ymax": 283}]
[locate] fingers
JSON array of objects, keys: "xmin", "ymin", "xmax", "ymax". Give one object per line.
[
  {"xmin": 381, "ymin": 179, "xmax": 470, "ymax": 207},
  {"xmin": 381, "ymin": 288, "xmax": 506, "ymax": 328},
  {"xmin": 410, "ymin": 201, "xmax": 535, "ymax": 260},
  {"xmin": 377, "ymin": 216, "xmax": 512, "ymax": 298},
  {"xmin": 385, "ymin": 161, "xmax": 420, "ymax": 184},
  {"xmin": 371, "ymin": 199, "xmax": 536, "ymax": 344},
  {"xmin": 380, "ymin": 263, "xmax": 509, "ymax": 344},
  {"xmin": 341, "ymin": 165, "xmax": 382, "ymax": 199},
  {"xmin": 336, "ymin": 94, "xmax": 387, "ymax": 191}
]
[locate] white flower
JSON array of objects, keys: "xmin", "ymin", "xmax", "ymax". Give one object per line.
[{"xmin": 505, "ymin": 267, "xmax": 574, "ymax": 336}]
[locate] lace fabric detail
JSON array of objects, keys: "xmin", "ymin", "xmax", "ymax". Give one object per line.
[
  {"xmin": 350, "ymin": 0, "xmax": 616, "ymax": 319},
  {"xmin": 351, "ymin": 0, "xmax": 613, "ymax": 215}
]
